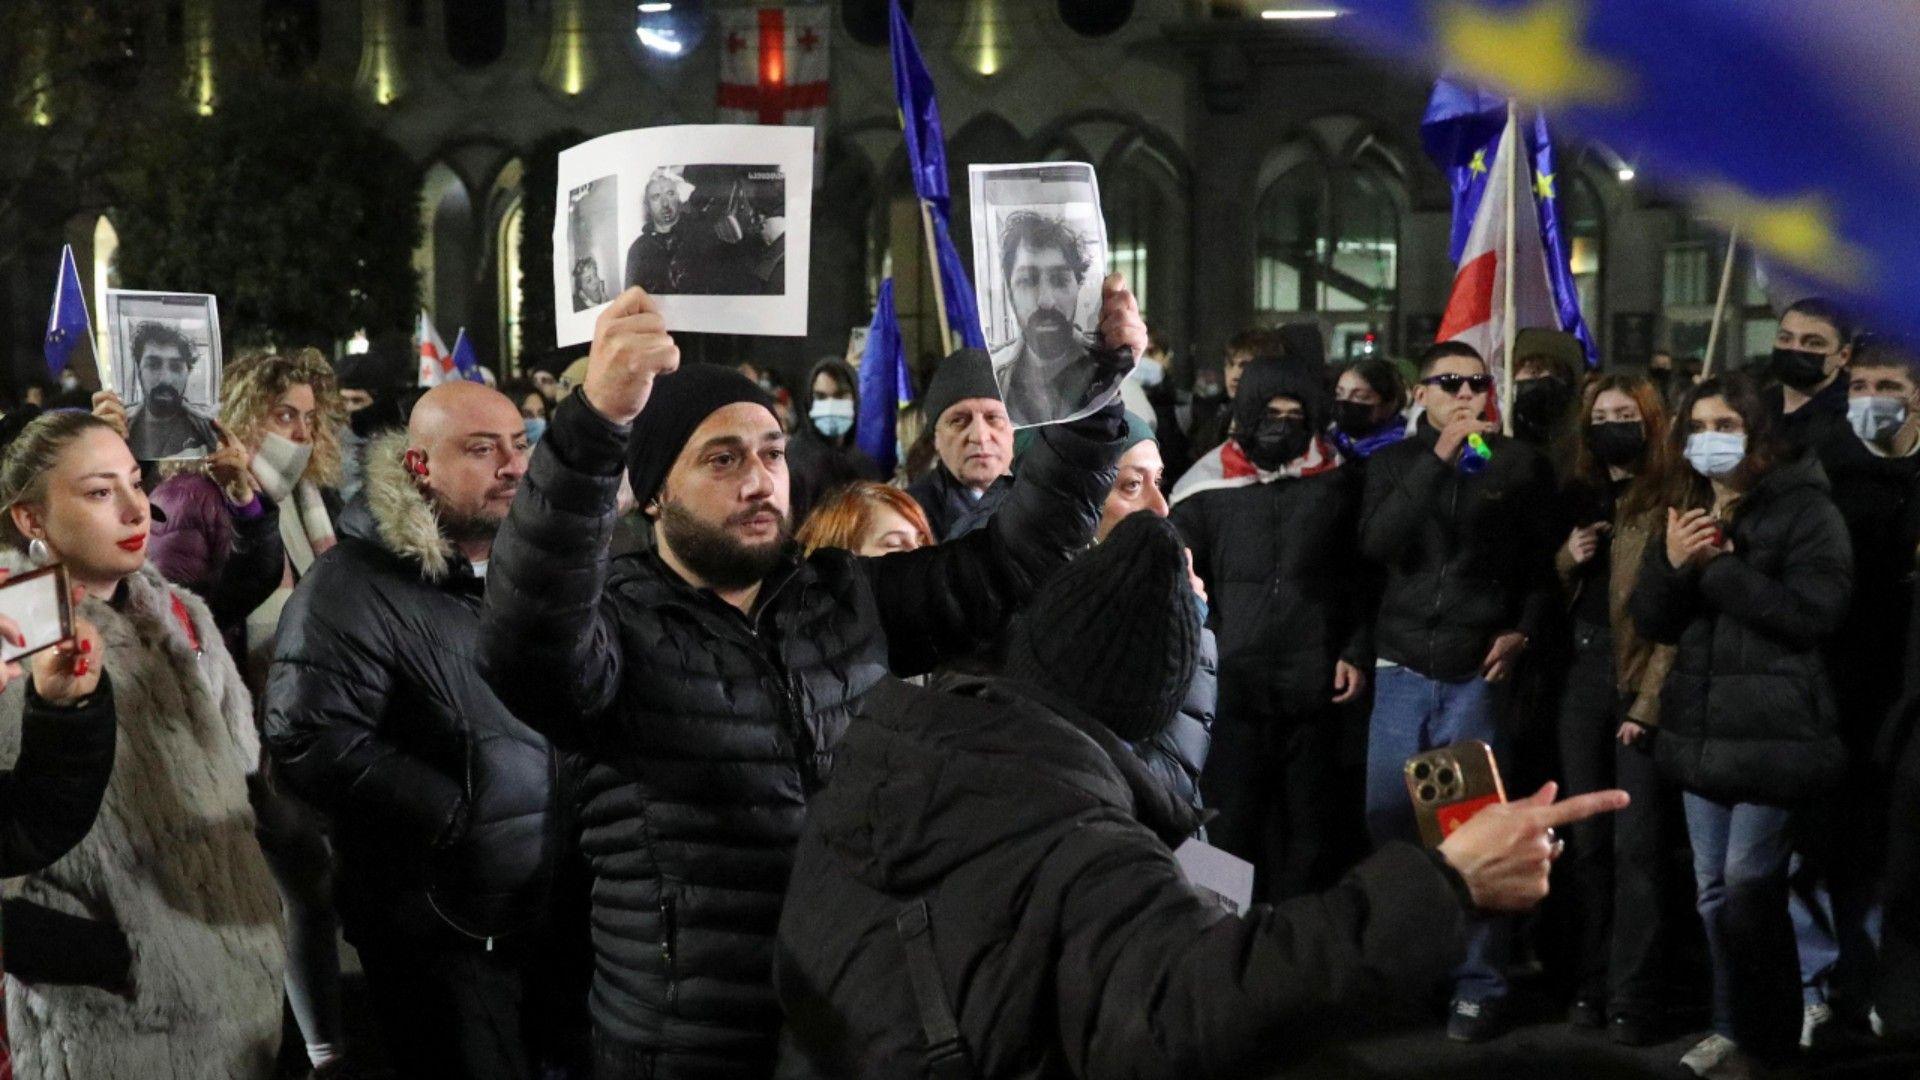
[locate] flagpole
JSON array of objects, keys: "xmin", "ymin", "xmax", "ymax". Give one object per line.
[
  {"xmin": 1500, "ymin": 100, "xmax": 1519, "ymax": 436},
  {"xmin": 1701, "ymin": 225, "xmax": 1741, "ymax": 379},
  {"xmin": 918, "ymin": 200, "xmax": 955, "ymax": 358}
]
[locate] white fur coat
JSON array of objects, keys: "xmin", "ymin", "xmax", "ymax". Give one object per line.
[{"xmin": 0, "ymin": 557, "xmax": 284, "ymax": 1079}]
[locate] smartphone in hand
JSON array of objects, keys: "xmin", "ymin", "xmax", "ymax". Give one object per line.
[
  {"xmin": 1405, "ymin": 740, "xmax": 1508, "ymax": 848},
  {"xmin": 0, "ymin": 565, "xmax": 74, "ymax": 665}
]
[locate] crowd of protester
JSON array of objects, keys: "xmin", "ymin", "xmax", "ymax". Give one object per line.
[{"xmin": 0, "ymin": 278, "xmax": 1914, "ymax": 1080}]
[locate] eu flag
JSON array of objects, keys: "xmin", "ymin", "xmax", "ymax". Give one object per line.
[
  {"xmin": 449, "ymin": 329, "xmax": 484, "ymax": 384},
  {"xmin": 44, "ymin": 245, "xmax": 92, "ymax": 379},
  {"xmin": 889, "ymin": 0, "xmax": 985, "ymax": 351},
  {"xmin": 855, "ymin": 279, "xmax": 911, "ymax": 476},
  {"xmin": 1338, "ymin": 0, "xmax": 1920, "ymax": 341}
]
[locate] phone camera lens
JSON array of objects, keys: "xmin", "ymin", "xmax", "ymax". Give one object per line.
[
  {"xmin": 1413, "ymin": 763, "xmax": 1432, "ymax": 780},
  {"xmin": 1418, "ymin": 784, "xmax": 1438, "ymax": 803},
  {"xmin": 1437, "ymin": 767, "xmax": 1456, "ymax": 787}
]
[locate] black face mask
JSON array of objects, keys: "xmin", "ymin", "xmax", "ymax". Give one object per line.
[
  {"xmin": 1237, "ymin": 416, "xmax": 1310, "ymax": 471},
  {"xmin": 1770, "ymin": 347, "xmax": 1832, "ymax": 391},
  {"xmin": 1332, "ymin": 400, "xmax": 1379, "ymax": 437},
  {"xmin": 1513, "ymin": 378, "xmax": 1574, "ymax": 440},
  {"xmin": 1586, "ymin": 421, "xmax": 1646, "ymax": 468}
]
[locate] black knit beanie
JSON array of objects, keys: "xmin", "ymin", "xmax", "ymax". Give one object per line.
[
  {"xmin": 625, "ymin": 364, "xmax": 777, "ymax": 508},
  {"xmin": 1003, "ymin": 511, "xmax": 1201, "ymax": 742},
  {"xmin": 919, "ymin": 348, "xmax": 1001, "ymax": 429}
]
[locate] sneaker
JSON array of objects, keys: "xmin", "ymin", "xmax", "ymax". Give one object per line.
[
  {"xmin": 1801, "ymin": 1001, "xmax": 1834, "ymax": 1050},
  {"xmin": 1447, "ymin": 998, "xmax": 1508, "ymax": 1043},
  {"xmin": 1680, "ymin": 1034, "xmax": 1741, "ymax": 1078},
  {"xmin": 1568, "ymin": 996, "xmax": 1605, "ymax": 1030},
  {"xmin": 1870, "ymin": 1005, "xmax": 1884, "ymax": 1039}
]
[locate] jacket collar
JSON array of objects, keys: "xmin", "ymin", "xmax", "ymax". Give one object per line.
[{"xmin": 346, "ymin": 430, "xmax": 466, "ymax": 584}]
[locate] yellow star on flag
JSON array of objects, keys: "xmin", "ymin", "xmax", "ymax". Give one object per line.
[
  {"xmin": 1468, "ymin": 149, "xmax": 1489, "ymax": 175},
  {"xmin": 1534, "ymin": 170, "xmax": 1556, "ymax": 200},
  {"xmin": 1695, "ymin": 183, "xmax": 1868, "ymax": 286},
  {"xmin": 1434, "ymin": 0, "xmax": 1630, "ymax": 106}
]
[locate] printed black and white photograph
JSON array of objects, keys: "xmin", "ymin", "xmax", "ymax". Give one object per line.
[
  {"xmin": 567, "ymin": 175, "xmax": 619, "ymax": 313},
  {"xmin": 553, "ymin": 125, "xmax": 814, "ymax": 344},
  {"xmin": 969, "ymin": 161, "xmax": 1122, "ymax": 429},
  {"xmin": 102, "ymin": 289, "xmax": 223, "ymax": 460}
]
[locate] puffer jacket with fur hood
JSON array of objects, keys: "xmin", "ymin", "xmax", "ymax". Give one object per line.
[
  {"xmin": 264, "ymin": 431, "xmax": 561, "ymax": 944},
  {"xmin": 0, "ymin": 556, "xmax": 284, "ymax": 1080}
]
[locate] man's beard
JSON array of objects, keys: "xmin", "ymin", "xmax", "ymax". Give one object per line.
[
  {"xmin": 659, "ymin": 498, "xmax": 789, "ymax": 591},
  {"xmin": 440, "ymin": 503, "xmax": 507, "ymax": 547},
  {"xmin": 1023, "ymin": 308, "xmax": 1078, "ymax": 363},
  {"xmin": 146, "ymin": 384, "xmax": 187, "ymax": 415}
]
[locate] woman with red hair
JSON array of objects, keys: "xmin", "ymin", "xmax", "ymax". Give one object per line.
[{"xmin": 796, "ymin": 482, "xmax": 933, "ymax": 558}]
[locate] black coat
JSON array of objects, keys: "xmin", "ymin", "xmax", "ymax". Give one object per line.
[
  {"xmin": 1768, "ymin": 377, "xmax": 1850, "ymax": 460},
  {"xmin": 1360, "ymin": 427, "xmax": 1559, "ymax": 680},
  {"xmin": 1133, "ymin": 627, "xmax": 1217, "ymax": 822},
  {"xmin": 907, "ymin": 463, "xmax": 1013, "ymax": 543},
  {"xmin": 479, "ymin": 393, "xmax": 1119, "ymax": 1075},
  {"xmin": 264, "ymin": 442, "xmax": 561, "ymax": 945},
  {"xmin": 1173, "ymin": 466, "xmax": 1371, "ymax": 719},
  {"xmin": 1630, "ymin": 455, "xmax": 1854, "ymax": 805},
  {"xmin": 0, "ymin": 682, "xmax": 115, "ymax": 877},
  {"xmin": 773, "ymin": 677, "xmax": 1468, "ymax": 1079},
  {"xmin": 789, "ymin": 357, "xmax": 882, "ymax": 527}
]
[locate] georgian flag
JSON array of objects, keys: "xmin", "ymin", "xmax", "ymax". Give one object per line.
[
  {"xmin": 1434, "ymin": 114, "xmax": 1559, "ymax": 389},
  {"xmin": 717, "ymin": 6, "xmax": 830, "ymax": 126},
  {"xmin": 417, "ymin": 310, "xmax": 453, "ymax": 387},
  {"xmin": 1169, "ymin": 435, "xmax": 1342, "ymax": 508}
]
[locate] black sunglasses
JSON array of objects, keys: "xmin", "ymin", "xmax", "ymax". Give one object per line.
[{"xmin": 1421, "ymin": 373, "xmax": 1494, "ymax": 394}]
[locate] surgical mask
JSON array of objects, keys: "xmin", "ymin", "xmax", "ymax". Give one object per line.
[
  {"xmin": 57, "ymin": 371, "xmax": 79, "ymax": 393},
  {"xmin": 1770, "ymin": 347, "xmax": 1832, "ymax": 391},
  {"xmin": 1586, "ymin": 421, "xmax": 1647, "ymax": 468},
  {"xmin": 250, "ymin": 432, "xmax": 314, "ymax": 504},
  {"xmin": 1237, "ymin": 417, "xmax": 1310, "ymax": 471},
  {"xmin": 1332, "ymin": 400, "xmax": 1379, "ymax": 437},
  {"xmin": 1683, "ymin": 431, "xmax": 1747, "ymax": 479},
  {"xmin": 810, "ymin": 398, "xmax": 855, "ymax": 439},
  {"xmin": 524, "ymin": 417, "xmax": 548, "ymax": 444},
  {"xmin": 1848, "ymin": 395, "xmax": 1907, "ymax": 444},
  {"xmin": 1133, "ymin": 357, "xmax": 1166, "ymax": 389}
]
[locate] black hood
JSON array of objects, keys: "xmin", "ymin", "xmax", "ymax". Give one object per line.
[{"xmin": 800, "ymin": 356, "xmax": 861, "ymax": 441}]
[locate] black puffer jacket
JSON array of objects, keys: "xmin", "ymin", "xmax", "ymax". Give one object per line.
[
  {"xmin": 479, "ymin": 393, "xmax": 1119, "ymax": 1076},
  {"xmin": 1360, "ymin": 426, "xmax": 1558, "ymax": 680},
  {"xmin": 1133, "ymin": 626, "xmax": 1217, "ymax": 823},
  {"xmin": 1630, "ymin": 455, "xmax": 1854, "ymax": 805},
  {"xmin": 773, "ymin": 677, "xmax": 1468, "ymax": 1079},
  {"xmin": 1174, "ymin": 464, "xmax": 1370, "ymax": 716},
  {"xmin": 789, "ymin": 357, "xmax": 882, "ymax": 526},
  {"xmin": 264, "ymin": 431, "xmax": 561, "ymax": 944}
]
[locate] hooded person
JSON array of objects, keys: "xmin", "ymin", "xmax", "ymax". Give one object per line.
[
  {"xmin": 788, "ymin": 356, "xmax": 881, "ymax": 528},
  {"xmin": 905, "ymin": 348, "xmax": 1017, "ymax": 542},
  {"xmin": 477, "ymin": 282, "xmax": 1141, "ymax": 1078},
  {"xmin": 1168, "ymin": 358, "xmax": 1371, "ymax": 901},
  {"xmin": 773, "ymin": 511, "xmax": 1628, "ymax": 1079}
]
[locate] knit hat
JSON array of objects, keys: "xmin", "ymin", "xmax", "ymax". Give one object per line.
[
  {"xmin": 624, "ymin": 364, "xmax": 777, "ymax": 508},
  {"xmin": 1233, "ymin": 356, "xmax": 1331, "ymax": 438},
  {"xmin": 1003, "ymin": 511, "xmax": 1200, "ymax": 742},
  {"xmin": 919, "ymin": 348, "xmax": 1001, "ymax": 430}
]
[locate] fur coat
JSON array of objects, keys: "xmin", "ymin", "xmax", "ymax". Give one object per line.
[{"xmin": 0, "ymin": 556, "xmax": 284, "ymax": 1079}]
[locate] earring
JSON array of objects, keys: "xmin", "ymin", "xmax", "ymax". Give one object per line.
[{"xmin": 27, "ymin": 537, "xmax": 51, "ymax": 567}]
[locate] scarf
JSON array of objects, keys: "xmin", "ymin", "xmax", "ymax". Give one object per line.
[{"xmin": 1168, "ymin": 434, "xmax": 1341, "ymax": 507}]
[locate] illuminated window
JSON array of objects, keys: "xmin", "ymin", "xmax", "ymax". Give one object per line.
[
  {"xmin": 498, "ymin": 197, "xmax": 524, "ymax": 374},
  {"xmin": 1105, "ymin": 171, "xmax": 1156, "ymax": 318},
  {"xmin": 1255, "ymin": 151, "xmax": 1400, "ymax": 359}
]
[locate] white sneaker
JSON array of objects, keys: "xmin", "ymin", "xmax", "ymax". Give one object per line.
[
  {"xmin": 1870, "ymin": 1005, "xmax": 1884, "ymax": 1039},
  {"xmin": 1801, "ymin": 1001, "xmax": 1833, "ymax": 1049},
  {"xmin": 1680, "ymin": 1034, "xmax": 1741, "ymax": 1078}
]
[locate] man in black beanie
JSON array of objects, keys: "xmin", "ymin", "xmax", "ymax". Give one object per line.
[
  {"xmin": 906, "ymin": 347, "xmax": 1016, "ymax": 542},
  {"xmin": 478, "ymin": 283, "xmax": 1143, "ymax": 1079},
  {"xmin": 774, "ymin": 511, "xmax": 1631, "ymax": 1079}
]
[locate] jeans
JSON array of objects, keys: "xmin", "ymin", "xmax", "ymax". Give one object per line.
[
  {"xmin": 1684, "ymin": 792, "xmax": 1802, "ymax": 1060},
  {"xmin": 1366, "ymin": 663, "xmax": 1509, "ymax": 1004}
]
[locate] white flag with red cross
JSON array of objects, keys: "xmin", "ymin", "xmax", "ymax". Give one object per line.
[
  {"xmin": 416, "ymin": 310, "xmax": 453, "ymax": 387},
  {"xmin": 717, "ymin": 6, "xmax": 830, "ymax": 126}
]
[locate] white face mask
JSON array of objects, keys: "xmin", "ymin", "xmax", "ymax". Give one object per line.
[
  {"xmin": 251, "ymin": 432, "xmax": 314, "ymax": 504},
  {"xmin": 1683, "ymin": 431, "xmax": 1747, "ymax": 479},
  {"xmin": 1133, "ymin": 357, "xmax": 1166, "ymax": 389}
]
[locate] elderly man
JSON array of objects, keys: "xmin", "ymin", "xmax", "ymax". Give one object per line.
[
  {"xmin": 478, "ymin": 278, "xmax": 1145, "ymax": 1078},
  {"xmin": 123, "ymin": 321, "xmax": 219, "ymax": 458},
  {"xmin": 991, "ymin": 213, "xmax": 1130, "ymax": 427},
  {"xmin": 265, "ymin": 381, "xmax": 574, "ymax": 1080},
  {"xmin": 905, "ymin": 348, "xmax": 1016, "ymax": 542}
]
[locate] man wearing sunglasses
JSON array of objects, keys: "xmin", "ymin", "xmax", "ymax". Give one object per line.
[{"xmin": 1358, "ymin": 340, "xmax": 1560, "ymax": 1043}]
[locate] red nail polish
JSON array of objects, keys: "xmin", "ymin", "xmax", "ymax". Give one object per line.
[
  {"xmin": 79, "ymin": 639, "xmax": 92, "ymax": 655},
  {"xmin": 73, "ymin": 659, "xmax": 87, "ymax": 677}
]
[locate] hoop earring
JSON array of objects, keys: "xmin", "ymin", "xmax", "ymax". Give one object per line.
[{"xmin": 26, "ymin": 537, "xmax": 51, "ymax": 567}]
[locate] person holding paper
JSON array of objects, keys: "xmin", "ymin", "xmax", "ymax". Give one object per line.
[
  {"xmin": 476, "ymin": 280, "xmax": 1143, "ymax": 1078},
  {"xmin": 0, "ymin": 410, "xmax": 284, "ymax": 1079},
  {"xmin": 772, "ymin": 511, "xmax": 1630, "ymax": 1079}
]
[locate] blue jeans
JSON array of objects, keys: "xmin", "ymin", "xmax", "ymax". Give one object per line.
[
  {"xmin": 1365, "ymin": 664, "xmax": 1508, "ymax": 1004},
  {"xmin": 1684, "ymin": 792, "xmax": 1802, "ymax": 1059},
  {"xmin": 1791, "ymin": 857, "xmax": 1885, "ymax": 1008}
]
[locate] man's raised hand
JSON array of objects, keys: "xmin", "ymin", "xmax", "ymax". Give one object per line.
[
  {"xmin": 1438, "ymin": 781, "xmax": 1629, "ymax": 913},
  {"xmin": 1097, "ymin": 273, "xmax": 1148, "ymax": 359},
  {"xmin": 584, "ymin": 287, "xmax": 681, "ymax": 425}
]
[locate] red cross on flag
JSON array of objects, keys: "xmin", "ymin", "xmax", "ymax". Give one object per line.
[{"xmin": 717, "ymin": 6, "xmax": 830, "ymax": 126}]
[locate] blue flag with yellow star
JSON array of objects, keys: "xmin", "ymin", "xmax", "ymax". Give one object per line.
[
  {"xmin": 44, "ymin": 245, "xmax": 92, "ymax": 379},
  {"xmin": 1423, "ymin": 78, "xmax": 1598, "ymax": 366},
  {"xmin": 1341, "ymin": 0, "xmax": 1920, "ymax": 341},
  {"xmin": 889, "ymin": 0, "xmax": 985, "ymax": 351}
]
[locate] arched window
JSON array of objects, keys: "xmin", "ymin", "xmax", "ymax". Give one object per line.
[
  {"xmin": 1104, "ymin": 168, "xmax": 1157, "ymax": 319},
  {"xmin": 498, "ymin": 197, "xmax": 524, "ymax": 374},
  {"xmin": 417, "ymin": 163, "xmax": 473, "ymax": 340},
  {"xmin": 1254, "ymin": 148, "xmax": 1400, "ymax": 359},
  {"xmin": 93, "ymin": 215, "xmax": 120, "ymax": 362},
  {"xmin": 1058, "ymin": 0, "xmax": 1133, "ymax": 37},
  {"xmin": 445, "ymin": 0, "xmax": 505, "ymax": 68},
  {"xmin": 261, "ymin": 0, "xmax": 322, "ymax": 72},
  {"xmin": 1561, "ymin": 170, "xmax": 1605, "ymax": 344}
]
